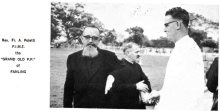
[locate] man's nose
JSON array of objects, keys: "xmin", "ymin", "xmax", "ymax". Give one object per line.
[
  {"xmin": 89, "ymin": 38, "xmax": 93, "ymax": 42},
  {"xmin": 137, "ymin": 52, "xmax": 141, "ymax": 57},
  {"xmin": 164, "ymin": 27, "xmax": 167, "ymax": 32}
]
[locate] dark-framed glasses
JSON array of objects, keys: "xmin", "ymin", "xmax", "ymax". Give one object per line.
[
  {"xmin": 83, "ymin": 35, "xmax": 100, "ymax": 41},
  {"xmin": 164, "ymin": 21, "xmax": 178, "ymax": 27}
]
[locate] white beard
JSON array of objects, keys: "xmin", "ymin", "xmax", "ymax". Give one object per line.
[{"xmin": 82, "ymin": 45, "xmax": 99, "ymax": 58}]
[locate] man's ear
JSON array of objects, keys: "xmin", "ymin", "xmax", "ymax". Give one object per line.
[
  {"xmin": 98, "ymin": 37, "xmax": 102, "ymax": 41},
  {"xmin": 176, "ymin": 21, "xmax": 181, "ymax": 30},
  {"xmin": 124, "ymin": 50, "xmax": 129, "ymax": 55},
  {"xmin": 79, "ymin": 36, "xmax": 83, "ymax": 41}
]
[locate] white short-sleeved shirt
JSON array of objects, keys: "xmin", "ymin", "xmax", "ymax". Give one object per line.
[{"xmin": 155, "ymin": 35, "xmax": 205, "ymax": 110}]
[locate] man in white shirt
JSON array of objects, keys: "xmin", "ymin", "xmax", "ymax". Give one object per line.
[{"xmin": 150, "ymin": 7, "xmax": 204, "ymax": 110}]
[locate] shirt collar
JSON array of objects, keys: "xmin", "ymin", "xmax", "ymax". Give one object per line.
[{"xmin": 175, "ymin": 35, "xmax": 189, "ymax": 46}]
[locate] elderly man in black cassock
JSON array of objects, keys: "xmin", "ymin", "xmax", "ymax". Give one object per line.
[{"xmin": 105, "ymin": 42, "xmax": 152, "ymax": 109}]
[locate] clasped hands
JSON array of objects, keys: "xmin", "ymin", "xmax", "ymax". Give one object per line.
[{"xmin": 136, "ymin": 80, "xmax": 160, "ymax": 104}]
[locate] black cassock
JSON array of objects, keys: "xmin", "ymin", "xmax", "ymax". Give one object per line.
[
  {"xmin": 110, "ymin": 59, "xmax": 152, "ymax": 109},
  {"xmin": 64, "ymin": 48, "xmax": 120, "ymax": 108}
]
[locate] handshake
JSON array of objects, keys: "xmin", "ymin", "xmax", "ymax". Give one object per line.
[
  {"xmin": 136, "ymin": 80, "xmax": 160, "ymax": 105},
  {"xmin": 140, "ymin": 90, "xmax": 160, "ymax": 105}
]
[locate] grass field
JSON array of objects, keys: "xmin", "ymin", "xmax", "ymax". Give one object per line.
[{"xmin": 50, "ymin": 48, "xmax": 212, "ymax": 109}]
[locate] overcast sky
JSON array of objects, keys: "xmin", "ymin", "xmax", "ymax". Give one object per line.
[
  {"xmin": 65, "ymin": 0, "xmax": 219, "ymax": 40},
  {"xmin": 82, "ymin": 3, "xmax": 219, "ymax": 40}
]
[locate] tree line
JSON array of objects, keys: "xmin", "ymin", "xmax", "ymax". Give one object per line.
[{"xmin": 51, "ymin": 2, "xmax": 219, "ymax": 49}]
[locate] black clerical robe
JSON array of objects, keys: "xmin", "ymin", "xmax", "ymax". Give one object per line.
[
  {"xmin": 206, "ymin": 57, "xmax": 218, "ymax": 111},
  {"xmin": 64, "ymin": 48, "xmax": 121, "ymax": 108},
  {"xmin": 111, "ymin": 59, "xmax": 152, "ymax": 109}
]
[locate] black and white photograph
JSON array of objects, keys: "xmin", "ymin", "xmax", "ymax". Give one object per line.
[
  {"xmin": 50, "ymin": 1, "xmax": 219, "ymax": 111},
  {"xmin": 0, "ymin": 0, "xmax": 219, "ymax": 112}
]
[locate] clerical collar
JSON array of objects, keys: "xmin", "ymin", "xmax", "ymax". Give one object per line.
[{"xmin": 124, "ymin": 57, "xmax": 134, "ymax": 64}]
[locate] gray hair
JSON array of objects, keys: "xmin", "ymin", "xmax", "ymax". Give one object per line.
[{"xmin": 122, "ymin": 42, "xmax": 139, "ymax": 53}]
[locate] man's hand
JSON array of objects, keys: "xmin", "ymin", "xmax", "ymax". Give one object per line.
[
  {"xmin": 150, "ymin": 90, "xmax": 160, "ymax": 98},
  {"xmin": 141, "ymin": 90, "xmax": 160, "ymax": 104},
  {"xmin": 136, "ymin": 80, "xmax": 149, "ymax": 92}
]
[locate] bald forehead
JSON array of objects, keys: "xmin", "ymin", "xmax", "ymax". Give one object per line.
[
  {"xmin": 124, "ymin": 43, "xmax": 139, "ymax": 52},
  {"xmin": 82, "ymin": 27, "xmax": 100, "ymax": 37},
  {"xmin": 131, "ymin": 45, "xmax": 139, "ymax": 51}
]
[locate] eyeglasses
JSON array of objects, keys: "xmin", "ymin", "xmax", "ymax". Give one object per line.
[
  {"xmin": 83, "ymin": 35, "xmax": 100, "ymax": 41},
  {"xmin": 164, "ymin": 21, "xmax": 178, "ymax": 27}
]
